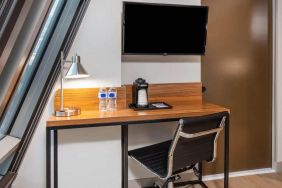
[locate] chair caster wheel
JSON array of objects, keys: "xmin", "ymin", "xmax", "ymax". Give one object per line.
[
  {"xmin": 167, "ymin": 182, "xmax": 174, "ymax": 188},
  {"xmin": 153, "ymin": 183, "xmax": 161, "ymax": 188}
]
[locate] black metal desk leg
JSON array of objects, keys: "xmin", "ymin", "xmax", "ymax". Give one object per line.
[
  {"xmin": 199, "ymin": 162, "xmax": 203, "ymax": 181},
  {"xmin": 121, "ymin": 125, "xmax": 128, "ymax": 188},
  {"xmin": 224, "ymin": 115, "xmax": 230, "ymax": 188},
  {"xmin": 54, "ymin": 129, "xmax": 58, "ymax": 188},
  {"xmin": 46, "ymin": 128, "xmax": 51, "ymax": 188}
]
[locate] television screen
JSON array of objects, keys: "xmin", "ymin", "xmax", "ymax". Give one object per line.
[{"xmin": 122, "ymin": 2, "xmax": 209, "ymax": 55}]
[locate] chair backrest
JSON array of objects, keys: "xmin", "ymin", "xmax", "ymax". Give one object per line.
[{"xmin": 167, "ymin": 112, "xmax": 228, "ymax": 176}]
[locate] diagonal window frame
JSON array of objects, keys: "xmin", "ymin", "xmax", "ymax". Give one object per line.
[
  {"xmin": 0, "ymin": 0, "xmax": 52, "ymax": 120},
  {"xmin": 0, "ymin": 0, "xmax": 64, "ymax": 138}
]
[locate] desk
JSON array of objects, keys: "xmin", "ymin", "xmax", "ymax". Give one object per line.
[{"xmin": 46, "ymin": 83, "xmax": 230, "ymax": 188}]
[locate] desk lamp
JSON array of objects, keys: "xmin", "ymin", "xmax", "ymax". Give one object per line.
[{"xmin": 55, "ymin": 51, "xmax": 89, "ymax": 117}]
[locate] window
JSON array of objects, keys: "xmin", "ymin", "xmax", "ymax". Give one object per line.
[
  {"xmin": 0, "ymin": 0, "xmax": 90, "ymax": 183},
  {"xmin": 0, "ymin": 0, "xmax": 63, "ymax": 137}
]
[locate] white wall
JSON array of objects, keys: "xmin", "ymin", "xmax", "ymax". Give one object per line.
[
  {"xmin": 13, "ymin": 91, "xmax": 55, "ymax": 188},
  {"xmin": 121, "ymin": 0, "xmax": 201, "ymax": 84},
  {"xmin": 276, "ymin": 0, "xmax": 282, "ymax": 164},
  {"xmin": 13, "ymin": 0, "xmax": 200, "ymax": 187}
]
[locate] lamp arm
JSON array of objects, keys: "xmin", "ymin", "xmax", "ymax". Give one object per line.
[
  {"xmin": 60, "ymin": 52, "xmax": 76, "ymax": 111},
  {"xmin": 55, "ymin": 51, "xmax": 84, "ymax": 117},
  {"xmin": 60, "ymin": 52, "xmax": 64, "ymax": 111}
]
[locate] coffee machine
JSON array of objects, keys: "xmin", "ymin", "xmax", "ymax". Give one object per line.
[{"xmin": 132, "ymin": 78, "xmax": 149, "ymax": 108}]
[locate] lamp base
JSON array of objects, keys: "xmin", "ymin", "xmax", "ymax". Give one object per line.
[{"xmin": 55, "ymin": 107, "xmax": 81, "ymax": 117}]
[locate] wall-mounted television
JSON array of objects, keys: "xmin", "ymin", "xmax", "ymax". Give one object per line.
[{"xmin": 122, "ymin": 2, "xmax": 209, "ymax": 55}]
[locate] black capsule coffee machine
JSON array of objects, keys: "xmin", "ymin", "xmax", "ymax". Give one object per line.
[{"xmin": 132, "ymin": 78, "xmax": 149, "ymax": 108}]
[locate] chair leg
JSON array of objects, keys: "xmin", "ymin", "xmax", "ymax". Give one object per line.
[
  {"xmin": 167, "ymin": 182, "xmax": 174, "ymax": 188},
  {"xmin": 161, "ymin": 176, "xmax": 177, "ymax": 188},
  {"xmin": 199, "ymin": 181, "xmax": 208, "ymax": 188},
  {"xmin": 161, "ymin": 179, "xmax": 171, "ymax": 188}
]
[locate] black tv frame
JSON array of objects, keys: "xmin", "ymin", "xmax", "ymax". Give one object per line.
[{"xmin": 122, "ymin": 2, "xmax": 209, "ymax": 56}]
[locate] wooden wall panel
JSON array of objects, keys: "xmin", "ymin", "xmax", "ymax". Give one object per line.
[
  {"xmin": 125, "ymin": 82, "xmax": 202, "ymax": 105},
  {"xmin": 54, "ymin": 87, "xmax": 127, "ymax": 111},
  {"xmin": 201, "ymin": 0, "xmax": 272, "ymax": 174},
  {"xmin": 54, "ymin": 83, "xmax": 202, "ymax": 111}
]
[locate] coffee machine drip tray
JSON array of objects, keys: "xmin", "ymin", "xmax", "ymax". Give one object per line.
[{"xmin": 129, "ymin": 102, "xmax": 172, "ymax": 111}]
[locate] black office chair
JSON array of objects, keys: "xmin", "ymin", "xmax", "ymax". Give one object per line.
[{"xmin": 129, "ymin": 112, "xmax": 228, "ymax": 188}]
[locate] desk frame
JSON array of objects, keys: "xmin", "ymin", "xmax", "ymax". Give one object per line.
[{"xmin": 46, "ymin": 116, "xmax": 229, "ymax": 188}]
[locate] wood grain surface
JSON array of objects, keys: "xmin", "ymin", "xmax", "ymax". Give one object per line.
[
  {"xmin": 54, "ymin": 86, "xmax": 127, "ymax": 111},
  {"xmin": 49, "ymin": 83, "xmax": 228, "ymax": 127},
  {"xmin": 48, "ymin": 100, "xmax": 228, "ymax": 127},
  {"xmin": 125, "ymin": 82, "xmax": 202, "ymax": 105},
  {"xmin": 204, "ymin": 173, "xmax": 282, "ymax": 188}
]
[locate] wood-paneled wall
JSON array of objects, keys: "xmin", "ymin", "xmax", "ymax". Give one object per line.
[
  {"xmin": 54, "ymin": 87, "xmax": 127, "ymax": 111},
  {"xmin": 54, "ymin": 83, "xmax": 202, "ymax": 111},
  {"xmin": 202, "ymin": 0, "xmax": 272, "ymax": 174}
]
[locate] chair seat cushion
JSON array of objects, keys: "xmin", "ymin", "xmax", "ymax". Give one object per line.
[{"xmin": 129, "ymin": 140, "xmax": 171, "ymax": 178}]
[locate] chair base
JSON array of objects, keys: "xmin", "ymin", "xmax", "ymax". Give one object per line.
[
  {"xmin": 145, "ymin": 180, "xmax": 208, "ymax": 188},
  {"xmin": 174, "ymin": 180, "xmax": 208, "ymax": 188}
]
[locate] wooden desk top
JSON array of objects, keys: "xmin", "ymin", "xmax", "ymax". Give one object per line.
[
  {"xmin": 47, "ymin": 100, "xmax": 229, "ymax": 127},
  {"xmin": 47, "ymin": 83, "xmax": 229, "ymax": 128}
]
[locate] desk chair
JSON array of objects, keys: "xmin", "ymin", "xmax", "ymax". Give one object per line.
[{"xmin": 129, "ymin": 112, "xmax": 228, "ymax": 188}]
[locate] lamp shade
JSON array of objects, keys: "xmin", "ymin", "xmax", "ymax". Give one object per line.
[{"xmin": 65, "ymin": 55, "xmax": 89, "ymax": 79}]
